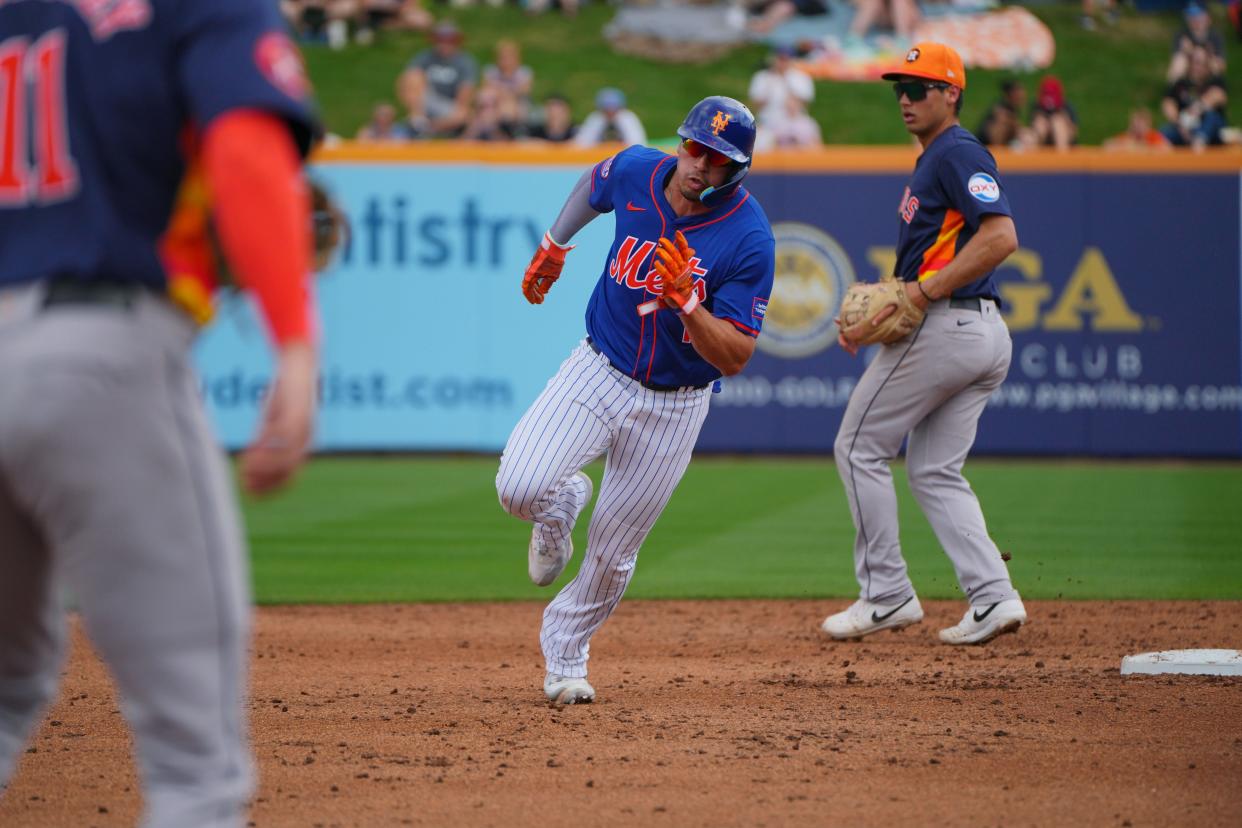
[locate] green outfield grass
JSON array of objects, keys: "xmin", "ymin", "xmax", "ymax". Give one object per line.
[{"xmin": 243, "ymin": 456, "xmax": 1242, "ymax": 604}]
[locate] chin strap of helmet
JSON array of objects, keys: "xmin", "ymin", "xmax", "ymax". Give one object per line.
[{"xmin": 699, "ymin": 162, "xmax": 750, "ymax": 207}]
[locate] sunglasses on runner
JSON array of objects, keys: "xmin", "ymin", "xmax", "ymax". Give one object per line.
[
  {"xmin": 681, "ymin": 139, "xmax": 735, "ymax": 167},
  {"xmin": 892, "ymin": 80, "xmax": 951, "ymax": 102}
]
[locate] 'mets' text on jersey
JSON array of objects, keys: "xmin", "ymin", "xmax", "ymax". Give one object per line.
[
  {"xmin": 894, "ymin": 125, "xmax": 1012, "ymax": 301},
  {"xmin": 584, "ymin": 146, "xmax": 775, "ymax": 389}
]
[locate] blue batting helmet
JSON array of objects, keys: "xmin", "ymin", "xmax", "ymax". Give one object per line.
[{"xmin": 676, "ymin": 96, "xmax": 756, "ymax": 206}]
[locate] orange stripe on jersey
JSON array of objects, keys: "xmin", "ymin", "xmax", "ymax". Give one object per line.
[{"xmin": 918, "ymin": 208, "xmax": 964, "ymax": 279}]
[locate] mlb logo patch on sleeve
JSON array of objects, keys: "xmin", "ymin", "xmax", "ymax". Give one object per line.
[
  {"xmin": 752, "ymin": 297, "xmax": 768, "ymax": 320},
  {"xmin": 600, "ymin": 156, "xmax": 614, "ymax": 178}
]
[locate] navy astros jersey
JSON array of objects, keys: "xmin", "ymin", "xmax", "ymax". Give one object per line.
[
  {"xmin": 894, "ymin": 125, "xmax": 1012, "ymax": 301},
  {"xmin": 0, "ymin": 0, "xmax": 315, "ymax": 289},
  {"xmin": 584, "ymin": 146, "xmax": 775, "ymax": 389}
]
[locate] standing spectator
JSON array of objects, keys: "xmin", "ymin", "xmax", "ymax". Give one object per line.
[
  {"xmin": 1030, "ymin": 75, "xmax": 1078, "ymax": 151},
  {"xmin": 975, "ymin": 79, "xmax": 1034, "ymax": 148},
  {"xmin": 749, "ymin": 44, "xmax": 819, "ymax": 151},
  {"xmin": 1161, "ymin": 45, "xmax": 1229, "ymax": 148},
  {"xmin": 465, "ymin": 39, "xmax": 534, "ymax": 140},
  {"xmin": 1103, "ymin": 109, "xmax": 1172, "ymax": 150},
  {"xmin": 396, "ymin": 21, "xmax": 478, "ymax": 138},
  {"xmin": 356, "ymin": 102, "xmax": 418, "ymax": 141},
  {"xmin": 1168, "ymin": 3, "xmax": 1227, "ymax": 82},
  {"xmin": 574, "ymin": 88, "xmax": 647, "ymax": 148},
  {"xmin": 527, "ymin": 94, "xmax": 578, "ymax": 143}
]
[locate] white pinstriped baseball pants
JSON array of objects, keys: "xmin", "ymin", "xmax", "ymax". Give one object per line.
[{"xmin": 497, "ymin": 339, "xmax": 711, "ymax": 679}]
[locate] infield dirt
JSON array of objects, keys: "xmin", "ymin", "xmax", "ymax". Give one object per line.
[{"xmin": 2, "ymin": 600, "xmax": 1239, "ymax": 827}]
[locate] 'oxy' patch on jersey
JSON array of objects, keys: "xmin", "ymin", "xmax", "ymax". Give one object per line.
[
  {"xmin": 583, "ymin": 146, "xmax": 775, "ymax": 389},
  {"xmin": 893, "ymin": 125, "xmax": 1012, "ymax": 302}
]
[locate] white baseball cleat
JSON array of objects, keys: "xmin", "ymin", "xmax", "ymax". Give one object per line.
[
  {"xmin": 939, "ymin": 598, "xmax": 1027, "ymax": 645},
  {"xmin": 820, "ymin": 595, "xmax": 924, "ymax": 640},
  {"xmin": 544, "ymin": 673, "xmax": 595, "ymax": 705},
  {"xmin": 527, "ymin": 472, "xmax": 593, "ymax": 587}
]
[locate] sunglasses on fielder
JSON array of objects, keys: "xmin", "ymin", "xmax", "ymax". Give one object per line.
[
  {"xmin": 892, "ymin": 80, "xmax": 951, "ymax": 102},
  {"xmin": 681, "ymin": 139, "xmax": 734, "ymax": 167}
]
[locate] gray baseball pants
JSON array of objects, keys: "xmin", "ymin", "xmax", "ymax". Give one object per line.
[
  {"xmin": 835, "ymin": 297, "xmax": 1020, "ymax": 607},
  {"xmin": 0, "ymin": 283, "xmax": 252, "ymax": 827}
]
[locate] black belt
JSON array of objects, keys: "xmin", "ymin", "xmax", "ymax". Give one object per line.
[
  {"xmin": 949, "ymin": 296, "xmax": 995, "ymax": 311},
  {"xmin": 42, "ymin": 280, "xmax": 157, "ymax": 310},
  {"xmin": 587, "ymin": 337, "xmax": 709, "ymax": 393}
]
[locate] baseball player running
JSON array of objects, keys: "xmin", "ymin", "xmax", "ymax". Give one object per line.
[
  {"xmin": 497, "ymin": 97, "xmax": 775, "ymax": 704},
  {"xmin": 821, "ymin": 42, "xmax": 1027, "ymax": 645},
  {"xmin": 0, "ymin": 2, "xmax": 318, "ymax": 825}
]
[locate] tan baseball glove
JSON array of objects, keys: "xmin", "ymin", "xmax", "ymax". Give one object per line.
[{"xmin": 837, "ymin": 278, "xmax": 926, "ymax": 346}]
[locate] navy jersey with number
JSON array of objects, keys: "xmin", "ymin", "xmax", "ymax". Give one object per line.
[
  {"xmin": 584, "ymin": 146, "xmax": 775, "ymax": 389},
  {"xmin": 894, "ymin": 125, "xmax": 1012, "ymax": 301},
  {"xmin": 0, "ymin": 0, "xmax": 315, "ymax": 289}
]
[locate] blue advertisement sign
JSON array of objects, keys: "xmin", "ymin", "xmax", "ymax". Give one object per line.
[
  {"xmin": 702, "ymin": 171, "xmax": 1242, "ymax": 457},
  {"xmin": 194, "ymin": 161, "xmax": 1242, "ymax": 457},
  {"xmin": 194, "ymin": 164, "xmax": 611, "ymax": 450}
]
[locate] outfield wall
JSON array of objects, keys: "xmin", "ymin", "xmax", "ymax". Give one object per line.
[{"xmin": 193, "ymin": 145, "xmax": 1242, "ymax": 457}]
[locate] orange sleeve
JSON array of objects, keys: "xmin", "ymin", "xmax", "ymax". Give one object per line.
[{"xmin": 201, "ymin": 110, "xmax": 315, "ymax": 344}]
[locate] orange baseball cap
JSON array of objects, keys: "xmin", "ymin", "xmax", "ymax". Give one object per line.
[{"xmin": 881, "ymin": 42, "xmax": 967, "ymax": 90}]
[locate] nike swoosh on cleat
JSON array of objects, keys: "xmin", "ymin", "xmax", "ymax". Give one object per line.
[
  {"xmin": 625, "ymin": 201, "xmax": 646, "ymax": 212},
  {"xmin": 871, "ymin": 596, "xmax": 914, "ymax": 623},
  {"xmin": 956, "ymin": 319, "xmax": 973, "ymax": 326},
  {"xmin": 973, "ymin": 603, "xmax": 1000, "ymax": 623}
]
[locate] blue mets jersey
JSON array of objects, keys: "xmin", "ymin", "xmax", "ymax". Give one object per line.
[
  {"xmin": 584, "ymin": 146, "xmax": 775, "ymax": 389},
  {"xmin": 894, "ymin": 125, "xmax": 1012, "ymax": 301},
  {"xmin": 0, "ymin": 0, "xmax": 315, "ymax": 289}
]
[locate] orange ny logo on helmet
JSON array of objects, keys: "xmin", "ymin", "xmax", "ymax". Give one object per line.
[{"xmin": 710, "ymin": 110, "xmax": 731, "ymax": 135}]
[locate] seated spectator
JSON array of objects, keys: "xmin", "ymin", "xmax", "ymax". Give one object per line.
[
  {"xmin": 749, "ymin": 44, "xmax": 818, "ymax": 152},
  {"xmin": 464, "ymin": 39, "xmax": 533, "ymax": 141},
  {"xmin": 1160, "ymin": 45, "xmax": 1228, "ymax": 148},
  {"xmin": 1103, "ymin": 108, "xmax": 1171, "ymax": 151},
  {"xmin": 526, "ymin": 94, "xmax": 577, "ymax": 143},
  {"xmin": 396, "ymin": 22, "xmax": 478, "ymax": 138},
  {"xmin": 1080, "ymin": 0, "xmax": 1118, "ymax": 31},
  {"xmin": 356, "ymin": 0, "xmax": 433, "ymax": 45},
  {"xmin": 1168, "ymin": 3, "xmax": 1227, "ymax": 82},
  {"xmin": 846, "ymin": 0, "xmax": 921, "ymax": 46},
  {"xmin": 765, "ymin": 97, "xmax": 823, "ymax": 148},
  {"xmin": 1030, "ymin": 75, "xmax": 1078, "ymax": 151},
  {"xmin": 975, "ymin": 79, "xmax": 1035, "ymax": 148},
  {"xmin": 356, "ymin": 102, "xmax": 418, "ymax": 142},
  {"xmin": 282, "ymin": 0, "xmax": 357, "ymax": 49},
  {"xmin": 574, "ymin": 88, "xmax": 647, "ymax": 148},
  {"xmin": 746, "ymin": 0, "xmax": 830, "ymax": 36},
  {"xmin": 523, "ymin": 0, "xmax": 579, "ymax": 16}
]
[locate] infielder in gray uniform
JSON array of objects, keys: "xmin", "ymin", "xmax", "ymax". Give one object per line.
[
  {"xmin": 0, "ymin": 2, "xmax": 318, "ymax": 825},
  {"xmin": 821, "ymin": 41, "xmax": 1028, "ymax": 645}
]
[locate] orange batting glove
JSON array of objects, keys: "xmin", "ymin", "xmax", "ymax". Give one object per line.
[
  {"xmin": 652, "ymin": 230, "xmax": 700, "ymax": 314},
  {"xmin": 522, "ymin": 231, "xmax": 574, "ymax": 304}
]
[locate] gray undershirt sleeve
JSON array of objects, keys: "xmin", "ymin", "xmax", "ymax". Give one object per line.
[{"xmin": 548, "ymin": 169, "xmax": 602, "ymax": 246}]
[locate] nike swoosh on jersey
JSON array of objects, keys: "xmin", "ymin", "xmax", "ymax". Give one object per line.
[
  {"xmin": 625, "ymin": 201, "xmax": 646, "ymax": 212},
  {"xmin": 972, "ymin": 603, "xmax": 1000, "ymax": 623},
  {"xmin": 870, "ymin": 596, "xmax": 914, "ymax": 623}
]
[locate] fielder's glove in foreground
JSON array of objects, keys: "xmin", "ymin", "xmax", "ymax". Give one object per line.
[{"xmin": 837, "ymin": 278, "xmax": 926, "ymax": 345}]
